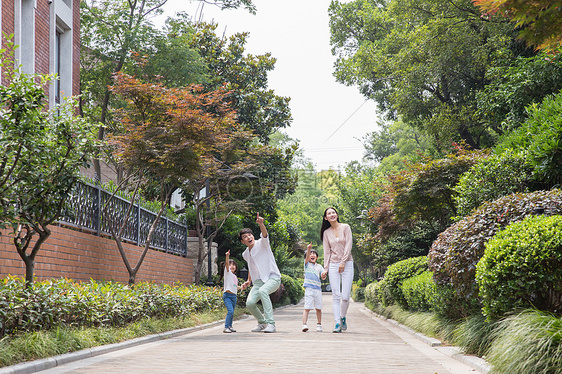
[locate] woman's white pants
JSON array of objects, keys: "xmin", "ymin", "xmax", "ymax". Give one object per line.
[{"xmin": 328, "ymin": 261, "xmax": 354, "ymax": 323}]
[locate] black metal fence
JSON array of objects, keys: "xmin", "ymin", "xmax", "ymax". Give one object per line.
[{"xmin": 59, "ymin": 181, "xmax": 189, "ymax": 257}]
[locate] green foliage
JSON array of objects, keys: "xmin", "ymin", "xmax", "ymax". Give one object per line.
[
  {"xmin": 329, "ymin": 0, "xmax": 520, "ymax": 148},
  {"xmin": 362, "ymin": 120, "xmax": 434, "ymax": 174},
  {"xmin": 0, "ymin": 277, "xmax": 223, "ymax": 338},
  {"xmin": 401, "ymin": 271, "xmax": 436, "ymax": 312},
  {"xmin": 487, "ymin": 309, "xmax": 562, "ymax": 374},
  {"xmin": 351, "ymin": 283, "xmax": 366, "ymax": 302},
  {"xmin": 496, "ymin": 90, "xmax": 562, "ymax": 187},
  {"xmin": 453, "ymin": 149, "xmax": 533, "ymax": 218},
  {"xmin": 477, "ymin": 53, "xmax": 562, "ymax": 132},
  {"xmin": 382, "ymin": 256, "xmax": 428, "ymax": 309},
  {"xmin": 477, "ymin": 215, "xmax": 562, "ymax": 319},
  {"xmin": 429, "ymin": 189, "xmax": 562, "ymax": 319},
  {"xmin": 371, "ymin": 221, "xmax": 440, "ymax": 271},
  {"xmin": 280, "ymin": 274, "xmax": 305, "ymax": 305}
]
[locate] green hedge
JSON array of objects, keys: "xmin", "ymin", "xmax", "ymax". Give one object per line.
[
  {"xmin": 477, "ymin": 215, "xmax": 562, "ymax": 319},
  {"xmin": 401, "ymin": 271, "xmax": 436, "ymax": 312},
  {"xmin": 0, "ymin": 277, "xmax": 223, "ymax": 337},
  {"xmin": 383, "ymin": 256, "xmax": 428, "ymax": 309},
  {"xmin": 429, "ymin": 189, "xmax": 562, "ymax": 319}
]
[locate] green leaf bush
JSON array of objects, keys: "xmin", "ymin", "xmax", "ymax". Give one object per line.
[
  {"xmin": 0, "ymin": 277, "xmax": 223, "ymax": 337},
  {"xmin": 429, "ymin": 189, "xmax": 562, "ymax": 319},
  {"xmin": 497, "ymin": 90, "xmax": 562, "ymax": 187},
  {"xmin": 351, "ymin": 283, "xmax": 366, "ymax": 302},
  {"xmin": 382, "ymin": 256, "xmax": 428, "ymax": 309},
  {"xmin": 364, "ymin": 280, "xmax": 393, "ymax": 307},
  {"xmin": 401, "ymin": 271, "xmax": 436, "ymax": 312},
  {"xmin": 453, "ymin": 149, "xmax": 533, "ymax": 218},
  {"xmin": 477, "ymin": 215, "xmax": 562, "ymax": 319},
  {"xmin": 280, "ymin": 274, "xmax": 305, "ymax": 305}
]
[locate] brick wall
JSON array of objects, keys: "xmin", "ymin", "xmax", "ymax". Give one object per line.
[
  {"xmin": 0, "ymin": 225, "xmax": 194, "ymax": 285},
  {"xmin": 35, "ymin": 0, "xmax": 49, "ymax": 77},
  {"xmin": 1, "ymin": 0, "xmax": 14, "ymax": 87}
]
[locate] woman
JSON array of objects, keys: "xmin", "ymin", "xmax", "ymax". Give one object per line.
[{"xmin": 320, "ymin": 207, "xmax": 354, "ymax": 333}]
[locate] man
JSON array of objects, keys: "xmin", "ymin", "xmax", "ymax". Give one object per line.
[{"xmin": 240, "ymin": 213, "xmax": 281, "ymax": 333}]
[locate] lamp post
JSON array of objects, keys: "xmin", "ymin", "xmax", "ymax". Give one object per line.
[{"xmin": 205, "ymin": 178, "xmax": 214, "ymax": 286}]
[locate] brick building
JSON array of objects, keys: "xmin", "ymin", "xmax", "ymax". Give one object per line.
[
  {"xmin": 0, "ymin": 1, "xmax": 198, "ymax": 284},
  {"xmin": 1, "ymin": 0, "xmax": 80, "ymax": 107}
]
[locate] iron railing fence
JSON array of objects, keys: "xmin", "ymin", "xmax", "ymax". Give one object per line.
[{"xmin": 59, "ymin": 181, "xmax": 189, "ymax": 257}]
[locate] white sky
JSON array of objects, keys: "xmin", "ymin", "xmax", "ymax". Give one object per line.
[{"xmin": 158, "ymin": 0, "xmax": 381, "ymax": 171}]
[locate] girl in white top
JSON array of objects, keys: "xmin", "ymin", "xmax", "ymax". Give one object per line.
[
  {"xmin": 320, "ymin": 207, "xmax": 354, "ymax": 333},
  {"xmin": 222, "ymin": 250, "xmax": 240, "ymax": 333}
]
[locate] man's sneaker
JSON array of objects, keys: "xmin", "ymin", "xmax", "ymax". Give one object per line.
[
  {"xmin": 316, "ymin": 324, "xmax": 322, "ymax": 332},
  {"xmin": 229, "ymin": 327, "xmax": 236, "ymax": 332},
  {"xmin": 251, "ymin": 324, "xmax": 266, "ymax": 332},
  {"xmin": 223, "ymin": 327, "xmax": 232, "ymax": 333},
  {"xmin": 302, "ymin": 324, "xmax": 309, "ymax": 332},
  {"xmin": 333, "ymin": 322, "xmax": 342, "ymax": 333},
  {"xmin": 263, "ymin": 324, "xmax": 276, "ymax": 333},
  {"xmin": 341, "ymin": 316, "xmax": 347, "ymax": 331}
]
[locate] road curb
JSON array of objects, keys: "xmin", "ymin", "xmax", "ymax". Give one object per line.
[{"xmin": 362, "ymin": 307, "xmax": 491, "ymax": 374}]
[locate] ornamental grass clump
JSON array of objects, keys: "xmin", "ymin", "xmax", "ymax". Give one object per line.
[{"xmin": 487, "ymin": 309, "xmax": 562, "ymax": 374}]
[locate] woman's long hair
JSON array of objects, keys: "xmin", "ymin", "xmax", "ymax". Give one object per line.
[{"xmin": 320, "ymin": 207, "xmax": 340, "ymax": 241}]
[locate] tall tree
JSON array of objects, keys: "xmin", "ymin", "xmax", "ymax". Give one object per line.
[
  {"xmin": 329, "ymin": 0, "xmax": 522, "ymax": 149},
  {"xmin": 184, "ymin": 20, "xmax": 297, "ymax": 219},
  {"xmin": 0, "ymin": 54, "xmax": 95, "ymax": 286},
  {"xmin": 110, "ymin": 72, "xmax": 266, "ymax": 284},
  {"xmin": 80, "ymin": 0, "xmax": 255, "ymax": 180}
]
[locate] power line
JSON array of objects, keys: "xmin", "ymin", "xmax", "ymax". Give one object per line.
[{"xmin": 321, "ymin": 99, "xmax": 369, "ymax": 146}]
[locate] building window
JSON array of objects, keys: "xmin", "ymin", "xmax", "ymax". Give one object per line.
[{"xmin": 15, "ymin": 0, "xmax": 36, "ymax": 74}]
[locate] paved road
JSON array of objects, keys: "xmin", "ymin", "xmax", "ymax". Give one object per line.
[{"xmin": 36, "ymin": 294, "xmax": 482, "ymax": 374}]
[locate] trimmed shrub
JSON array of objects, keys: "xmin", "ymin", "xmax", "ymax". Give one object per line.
[
  {"xmin": 429, "ymin": 189, "xmax": 562, "ymax": 319},
  {"xmin": 453, "ymin": 149, "xmax": 532, "ymax": 218},
  {"xmin": 280, "ymin": 274, "xmax": 304, "ymax": 305},
  {"xmin": 364, "ymin": 280, "xmax": 393, "ymax": 307},
  {"xmin": 477, "ymin": 215, "xmax": 562, "ymax": 319},
  {"xmin": 383, "ymin": 256, "xmax": 428, "ymax": 309},
  {"xmin": 352, "ymin": 283, "xmax": 366, "ymax": 302},
  {"xmin": 401, "ymin": 271, "xmax": 436, "ymax": 312}
]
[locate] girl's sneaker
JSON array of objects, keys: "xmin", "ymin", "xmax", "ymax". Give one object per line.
[
  {"xmin": 223, "ymin": 327, "xmax": 232, "ymax": 333},
  {"xmin": 316, "ymin": 324, "xmax": 322, "ymax": 332},
  {"xmin": 341, "ymin": 317, "xmax": 347, "ymax": 331},
  {"xmin": 302, "ymin": 324, "xmax": 309, "ymax": 332},
  {"xmin": 229, "ymin": 327, "xmax": 236, "ymax": 332}
]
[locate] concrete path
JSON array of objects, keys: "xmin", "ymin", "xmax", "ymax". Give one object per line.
[{"xmin": 26, "ymin": 294, "xmax": 485, "ymax": 374}]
